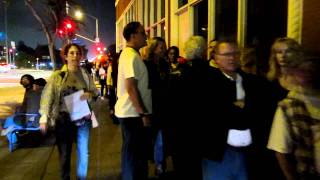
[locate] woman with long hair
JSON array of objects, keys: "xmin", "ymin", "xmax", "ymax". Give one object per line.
[{"xmin": 39, "ymin": 43, "xmax": 99, "ymax": 180}]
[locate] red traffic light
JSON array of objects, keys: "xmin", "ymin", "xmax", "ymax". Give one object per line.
[
  {"xmin": 56, "ymin": 17, "xmax": 78, "ymax": 38},
  {"xmin": 66, "ymin": 23, "xmax": 73, "ymax": 29}
]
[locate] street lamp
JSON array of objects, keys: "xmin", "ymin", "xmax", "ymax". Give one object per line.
[
  {"xmin": 36, "ymin": 58, "xmax": 39, "ymax": 70},
  {"xmin": 74, "ymin": 10, "xmax": 99, "ymax": 43}
]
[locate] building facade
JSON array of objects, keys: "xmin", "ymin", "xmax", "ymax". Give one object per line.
[{"xmin": 115, "ymin": 0, "xmax": 320, "ymax": 58}]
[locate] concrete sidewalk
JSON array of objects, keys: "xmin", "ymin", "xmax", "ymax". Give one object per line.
[{"xmin": 0, "ymin": 98, "xmax": 123, "ymax": 180}]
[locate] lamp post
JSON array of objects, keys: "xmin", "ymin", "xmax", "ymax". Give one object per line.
[
  {"xmin": 36, "ymin": 58, "xmax": 39, "ymax": 70},
  {"xmin": 4, "ymin": 0, "xmax": 9, "ymax": 64},
  {"xmin": 75, "ymin": 10, "xmax": 99, "ymax": 43}
]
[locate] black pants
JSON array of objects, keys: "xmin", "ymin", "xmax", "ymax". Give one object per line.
[{"xmin": 119, "ymin": 117, "xmax": 150, "ymax": 180}]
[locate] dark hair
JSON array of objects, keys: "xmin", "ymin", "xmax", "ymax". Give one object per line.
[
  {"xmin": 168, "ymin": 46, "xmax": 179, "ymax": 56},
  {"xmin": 213, "ymin": 41, "xmax": 238, "ymax": 54},
  {"xmin": 34, "ymin": 78, "xmax": 47, "ymax": 87},
  {"xmin": 60, "ymin": 43, "xmax": 83, "ymax": 62},
  {"xmin": 123, "ymin": 21, "xmax": 142, "ymax": 41},
  {"xmin": 20, "ymin": 74, "xmax": 34, "ymax": 85}
]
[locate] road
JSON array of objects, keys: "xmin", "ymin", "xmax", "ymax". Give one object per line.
[{"xmin": 0, "ymin": 69, "xmax": 53, "ymax": 88}]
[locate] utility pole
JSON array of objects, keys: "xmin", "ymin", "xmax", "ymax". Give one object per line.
[{"xmin": 4, "ymin": 0, "xmax": 9, "ymax": 64}]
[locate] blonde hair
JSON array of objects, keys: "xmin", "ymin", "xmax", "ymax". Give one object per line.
[
  {"xmin": 184, "ymin": 36, "xmax": 206, "ymax": 60},
  {"xmin": 266, "ymin": 37, "xmax": 303, "ymax": 81},
  {"xmin": 145, "ymin": 37, "xmax": 166, "ymax": 60}
]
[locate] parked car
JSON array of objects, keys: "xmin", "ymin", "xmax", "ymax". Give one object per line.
[{"xmin": 0, "ymin": 62, "xmax": 10, "ymax": 73}]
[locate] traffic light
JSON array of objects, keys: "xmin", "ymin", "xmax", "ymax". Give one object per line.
[
  {"xmin": 94, "ymin": 43, "xmax": 104, "ymax": 54},
  {"xmin": 56, "ymin": 17, "xmax": 78, "ymax": 38}
]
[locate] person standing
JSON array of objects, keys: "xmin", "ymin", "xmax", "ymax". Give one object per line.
[
  {"xmin": 267, "ymin": 57, "xmax": 320, "ymax": 180},
  {"xmin": 115, "ymin": 21, "xmax": 152, "ymax": 180},
  {"xmin": 39, "ymin": 43, "xmax": 99, "ymax": 180},
  {"xmin": 98, "ymin": 63, "xmax": 107, "ymax": 98},
  {"xmin": 201, "ymin": 41, "xmax": 277, "ymax": 180}
]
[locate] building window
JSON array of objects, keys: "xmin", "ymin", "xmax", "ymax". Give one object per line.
[
  {"xmin": 147, "ymin": 0, "xmax": 150, "ymax": 26},
  {"xmin": 215, "ymin": 0, "xmax": 238, "ymax": 41},
  {"xmin": 178, "ymin": 0, "xmax": 188, "ymax": 8},
  {"xmin": 161, "ymin": 0, "xmax": 165, "ymax": 18},
  {"xmin": 246, "ymin": 0, "xmax": 288, "ymax": 74},
  {"xmin": 153, "ymin": 26, "xmax": 158, "ymax": 37},
  {"xmin": 194, "ymin": 0, "xmax": 208, "ymax": 40},
  {"xmin": 161, "ymin": 22, "xmax": 165, "ymax": 39},
  {"xmin": 154, "ymin": 0, "xmax": 158, "ymax": 23}
]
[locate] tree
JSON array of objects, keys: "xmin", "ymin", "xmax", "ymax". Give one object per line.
[
  {"xmin": 24, "ymin": 0, "xmax": 77, "ymax": 70},
  {"xmin": 15, "ymin": 52, "xmax": 36, "ymax": 68}
]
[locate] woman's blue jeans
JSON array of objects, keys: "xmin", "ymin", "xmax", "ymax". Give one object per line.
[
  {"xmin": 55, "ymin": 114, "xmax": 91, "ymax": 180},
  {"xmin": 76, "ymin": 121, "xmax": 91, "ymax": 179}
]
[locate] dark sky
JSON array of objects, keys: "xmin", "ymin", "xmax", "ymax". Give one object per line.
[{"xmin": 0, "ymin": 0, "xmax": 115, "ymax": 59}]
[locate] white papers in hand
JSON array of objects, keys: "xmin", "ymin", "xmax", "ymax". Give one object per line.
[
  {"xmin": 227, "ymin": 129, "xmax": 252, "ymax": 147},
  {"xmin": 64, "ymin": 90, "xmax": 91, "ymax": 121}
]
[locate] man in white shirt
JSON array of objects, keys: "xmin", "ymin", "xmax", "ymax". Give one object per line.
[{"xmin": 115, "ymin": 21, "xmax": 151, "ymax": 180}]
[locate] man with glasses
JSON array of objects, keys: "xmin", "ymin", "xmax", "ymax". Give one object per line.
[
  {"xmin": 201, "ymin": 41, "xmax": 275, "ymax": 180},
  {"xmin": 115, "ymin": 21, "xmax": 151, "ymax": 180}
]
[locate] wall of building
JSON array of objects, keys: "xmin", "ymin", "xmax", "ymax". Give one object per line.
[
  {"xmin": 302, "ymin": 0, "xmax": 320, "ymax": 55},
  {"xmin": 116, "ymin": 0, "xmax": 319, "ymax": 58}
]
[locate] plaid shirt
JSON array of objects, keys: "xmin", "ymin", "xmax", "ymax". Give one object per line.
[{"xmin": 279, "ymin": 92, "xmax": 320, "ymax": 179}]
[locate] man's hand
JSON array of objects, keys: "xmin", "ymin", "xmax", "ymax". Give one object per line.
[
  {"xmin": 142, "ymin": 116, "xmax": 151, "ymax": 127},
  {"xmin": 233, "ymin": 100, "xmax": 245, "ymax": 109},
  {"xmin": 39, "ymin": 123, "xmax": 47, "ymax": 134}
]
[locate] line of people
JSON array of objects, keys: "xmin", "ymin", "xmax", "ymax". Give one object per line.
[
  {"xmin": 115, "ymin": 21, "xmax": 320, "ymax": 180},
  {"xmin": 4, "ymin": 21, "xmax": 318, "ymax": 180}
]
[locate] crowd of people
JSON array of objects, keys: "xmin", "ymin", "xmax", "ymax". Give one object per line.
[
  {"xmin": 1, "ymin": 20, "xmax": 319, "ymax": 180},
  {"xmin": 114, "ymin": 21, "xmax": 320, "ymax": 180}
]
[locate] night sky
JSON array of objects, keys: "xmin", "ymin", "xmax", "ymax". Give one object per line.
[{"xmin": 0, "ymin": 0, "xmax": 115, "ymax": 59}]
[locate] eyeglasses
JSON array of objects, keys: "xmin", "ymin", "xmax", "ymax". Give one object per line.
[{"xmin": 216, "ymin": 51, "xmax": 241, "ymax": 57}]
